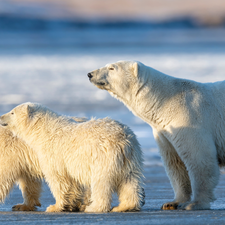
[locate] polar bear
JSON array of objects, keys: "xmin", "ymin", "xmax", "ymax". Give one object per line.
[
  {"xmin": 0, "ymin": 103, "xmax": 144, "ymax": 213},
  {"xmin": 0, "ymin": 126, "xmax": 43, "ymax": 211},
  {"xmin": 88, "ymin": 60, "xmax": 225, "ymax": 210},
  {"xmin": 0, "ymin": 116, "xmax": 89, "ymax": 212}
]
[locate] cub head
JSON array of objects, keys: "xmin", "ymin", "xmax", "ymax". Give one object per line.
[
  {"xmin": 0, "ymin": 102, "xmax": 40, "ymax": 135},
  {"xmin": 87, "ymin": 60, "xmax": 143, "ymax": 99}
]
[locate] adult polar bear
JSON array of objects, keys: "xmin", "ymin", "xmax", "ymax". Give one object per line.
[{"xmin": 88, "ymin": 60, "xmax": 225, "ymax": 210}]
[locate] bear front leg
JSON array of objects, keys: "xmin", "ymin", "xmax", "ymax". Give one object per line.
[
  {"xmin": 175, "ymin": 132, "xmax": 219, "ymax": 210},
  {"xmin": 154, "ymin": 131, "xmax": 192, "ymax": 210},
  {"xmin": 78, "ymin": 187, "xmax": 92, "ymax": 212},
  {"xmin": 13, "ymin": 176, "xmax": 42, "ymax": 211},
  {"xmin": 62, "ymin": 179, "xmax": 85, "ymax": 212},
  {"xmin": 45, "ymin": 174, "xmax": 83, "ymax": 212}
]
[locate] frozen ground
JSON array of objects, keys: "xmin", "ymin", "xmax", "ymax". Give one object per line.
[{"xmin": 1, "ymin": 166, "xmax": 225, "ymax": 224}]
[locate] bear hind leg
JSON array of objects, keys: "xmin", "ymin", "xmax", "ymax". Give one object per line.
[
  {"xmin": 155, "ymin": 132, "xmax": 192, "ymax": 210},
  {"xmin": 176, "ymin": 134, "xmax": 219, "ymax": 210},
  {"xmin": 111, "ymin": 176, "xmax": 144, "ymax": 212},
  {"xmin": 84, "ymin": 179, "xmax": 112, "ymax": 213}
]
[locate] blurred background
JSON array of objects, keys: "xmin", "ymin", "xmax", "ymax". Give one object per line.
[{"xmin": 0, "ymin": 0, "xmax": 225, "ymax": 165}]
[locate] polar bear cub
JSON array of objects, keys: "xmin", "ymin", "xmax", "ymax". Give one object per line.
[
  {"xmin": 0, "ymin": 103, "xmax": 144, "ymax": 213},
  {"xmin": 0, "ymin": 126, "xmax": 42, "ymax": 211},
  {"xmin": 88, "ymin": 60, "xmax": 225, "ymax": 210}
]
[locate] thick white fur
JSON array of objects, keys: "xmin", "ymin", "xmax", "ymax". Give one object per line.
[
  {"xmin": 0, "ymin": 126, "xmax": 42, "ymax": 211},
  {"xmin": 0, "ymin": 103, "xmax": 144, "ymax": 213},
  {"xmin": 0, "ymin": 116, "xmax": 89, "ymax": 211},
  {"xmin": 89, "ymin": 60, "xmax": 225, "ymax": 210}
]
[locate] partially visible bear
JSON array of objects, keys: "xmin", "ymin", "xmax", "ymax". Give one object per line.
[
  {"xmin": 88, "ymin": 60, "xmax": 225, "ymax": 210},
  {"xmin": 0, "ymin": 126, "xmax": 42, "ymax": 211},
  {"xmin": 0, "ymin": 116, "xmax": 89, "ymax": 211},
  {"xmin": 0, "ymin": 103, "xmax": 145, "ymax": 213}
]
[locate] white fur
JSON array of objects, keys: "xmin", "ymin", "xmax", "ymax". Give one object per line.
[
  {"xmin": 0, "ymin": 126, "xmax": 42, "ymax": 211},
  {"xmin": 89, "ymin": 60, "xmax": 225, "ymax": 210},
  {"xmin": 0, "ymin": 103, "xmax": 144, "ymax": 212}
]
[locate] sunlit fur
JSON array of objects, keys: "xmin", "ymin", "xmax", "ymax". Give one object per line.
[
  {"xmin": 0, "ymin": 103, "xmax": 144, "ymax": 213},
  {"xmin": 0, "ymin": 126, "xmax": 42, "ymax": 211},
  {"xmin": 89, "ymin": 60, "xmax": 225, "ymax": 210},
  {"xmin": 0, "ymin": 116, "xmax": 89, "ymax": 211}
]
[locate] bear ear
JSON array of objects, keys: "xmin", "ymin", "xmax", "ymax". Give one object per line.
[
  {"xmin": 132, "ymin": 62, "xmax": 139, "ymax": 77},
  {"xmin": 27, "ymin": 105, "xmax": 34, "ymax": 115}
]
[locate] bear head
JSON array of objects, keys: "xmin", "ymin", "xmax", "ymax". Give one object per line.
[
  {"xmin": 87, "ymin": 60, "xmax": 143, "ymax": 100},
  {"xmin": 0, "ymin": 102, "xmax": 39, "ymax": 135}
]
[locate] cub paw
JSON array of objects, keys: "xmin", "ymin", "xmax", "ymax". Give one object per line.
[
  {"xmin": 12, "ymin": 204, "xmax": 36, "ymax": 211},
  {"xmin": 111, "ymin": 205, "xmax": 140, "ymax": 212},
  {"xmin": 46, "ymin": 204, "xmax": 62, "ymax": 212},
  {"xmin": 85, "ymin": 204, "xmax": 110, "ymax": 213},
  {"xmin": 78, "ymin": 204, "xmax": 87, "ymax": 212}
]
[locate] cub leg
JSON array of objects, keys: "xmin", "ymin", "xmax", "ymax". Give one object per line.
[
  {"xmin": 78, "ymin": 187, "xmax": 92, "ymax": 212},
  {"xmin": 62, "ymin": 179, "xmax": 85, "ymax": 212},
  {"xmin": 0, "ymin": 173, "xmax": 17, "ymax": 204},
  {"xmin": 154, "ymin": 132, "xmax": 192, "ymax": 210},
  {"xmin": 111, "ymin": 175, "xmax": 145, "ymax": 212},
  {"xmin": 45, "ymin": 173, "xmax": 83, "ymax": 212},
  {"xmin": 13, "ymin": 175, "xmax": 42, "ymax": 211},
  {"xmin": 84, "ymin": 178, "xmax": 112, "ymax": 213}
]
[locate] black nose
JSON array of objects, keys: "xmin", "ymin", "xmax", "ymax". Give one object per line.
[{"xmin": 87, "ymin": 73, "xmax": 93, "ymax": 79}]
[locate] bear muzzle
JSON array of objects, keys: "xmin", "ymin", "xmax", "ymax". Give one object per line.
[
  {"xmin": 0, "ymin": 121, "xmax": 8, "ymax": 126},
  {"xmin": 87, "ymin": 73, "xmax": 93, "ymax": 79},
  {"xmin": 0, "ymin": 116, "xmax": 8, "ymax": 126}
]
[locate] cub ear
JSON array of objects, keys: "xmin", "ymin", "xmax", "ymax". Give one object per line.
[{"xmin": 132, "ymin": 61, "xmax": 139, "ymax": 77}]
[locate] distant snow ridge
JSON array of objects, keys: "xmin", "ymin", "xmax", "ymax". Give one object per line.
[{"xmin": 0, "ymin": 53, "xmax": 224, "ymax": 112}]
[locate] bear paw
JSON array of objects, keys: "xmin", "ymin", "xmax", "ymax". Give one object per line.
[
  {"xmin": 46, "ymin": 204, "xmax": 62, "ymax": 212},
  {"xmin": 178, "ymin": 202, "xmax": 210, "ymax": 210},
  {"xmin": 161, "ymin": 202, "xmax": 179, "ymax": 210},
  {"xmin": 78, "ymin": 204, "xmax": 87, "ymax": 212},
  {"xmin": 84, "ymin": 204, "xmax": 110, "ymax": 213},
  {"xmin": 111, "ymin": 204, "xmax": 140, "ymax": 212},
  {"xmin": 12, "ymin": 204, "xmax": 37, "ymax": 211}
]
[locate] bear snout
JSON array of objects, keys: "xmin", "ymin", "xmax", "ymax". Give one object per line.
[
  {"xmin": 0, "ymin": 116, "xmax": 8, "ymax": 126},
  {"xmin": 0, "ymin": 119, "xmax": 7, "ymax": 126},
  {"xmin": 0, "ymin": 123, "xmax": 8, "ymax": 126},
  {"xmin": 87, "ymin": 73, "xmax": 93, "ymax": 79}
]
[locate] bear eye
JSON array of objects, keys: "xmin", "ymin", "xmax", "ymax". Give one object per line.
[
  {"xmin": 109, "ymin": 68, "xmax": 114, "ymax": 70},
  {"xmin": 11, "ymin": 112, "xmax": 14, "ymax": 115}
]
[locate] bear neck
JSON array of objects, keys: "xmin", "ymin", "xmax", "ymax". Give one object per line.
[
  {"xmin": 115, "ymin": 68, "xmax": 184, "ymax": 130},
  {"xmin": 15, "ymin": 116, "xmax": 43, "ymax": 147},
  {"xmin": 20, "ymin": 114, "xmax": 64, "ymax": 148}
]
